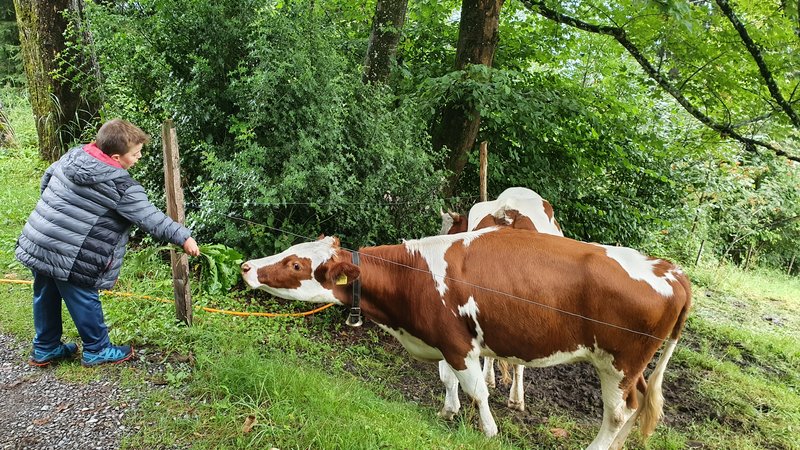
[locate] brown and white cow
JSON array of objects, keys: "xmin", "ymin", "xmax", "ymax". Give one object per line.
[
  {"xmin": 440, "ymin": 187, "xmax": 562, "ymax": 236},
  {"xmin": 438, "ymin": 187, "xmax": 564, "ymax": 414},
  {"xmin": 241, "ymin": 228, "xmax": 691, "ymax": 450}
]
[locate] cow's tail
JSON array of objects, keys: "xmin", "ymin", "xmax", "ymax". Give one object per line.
[
  {"xmin": 498, "ymin": 359, "xmax": 512, "ymax": 386},
  {"xmin": 638, "ymin": 337, "xmax": 677, "ymax": 437},
  {"xmin": 639, "ymin": 272, "xmax": 692, "ymax": 437}
]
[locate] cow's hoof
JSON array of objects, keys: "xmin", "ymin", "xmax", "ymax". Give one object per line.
[
  {"xmin": 437, "ymin": 409, "xmax": 458, "ymax": 421},
  {"xmin": 481, "ymin": 423, "xmax": 499, "ymax": 437},
  {"xmin": 507, "ymin": 400, "xmax": 524, "ymax": 412}
]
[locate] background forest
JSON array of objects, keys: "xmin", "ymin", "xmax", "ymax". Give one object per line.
[{"xmin": 3, "ymin": 0, "xmax": 799, "ymax": 272}]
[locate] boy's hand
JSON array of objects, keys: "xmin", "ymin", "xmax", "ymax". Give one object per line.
[{"xmin": 183, "ymin": 237, "xmax": 200, "ymax": 256}]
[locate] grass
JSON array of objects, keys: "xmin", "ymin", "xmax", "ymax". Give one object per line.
[{"xmin": 1, "ymin": 87, "xmax": 798, "ymax": 449}]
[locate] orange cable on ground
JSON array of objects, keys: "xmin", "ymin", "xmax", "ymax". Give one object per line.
[{"xmin": 0, "ymin": 278, "xmax": 334, "ymax": 318}]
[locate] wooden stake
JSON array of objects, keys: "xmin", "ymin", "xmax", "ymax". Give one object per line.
[
  {"xmin": 694, "ymin": 239, "xmax": 705, "ymax": 267},
  {"xmin": 479, "ymin": 141, "xmax": 488, "ymax": 202},
  {"xmin": 162, "ymin": 119, "xmax": 192, "ymax": 326}
]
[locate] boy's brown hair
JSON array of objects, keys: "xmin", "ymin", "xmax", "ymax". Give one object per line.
[{"xmin": 95, "ymin": 119, "xmax": 150, "ymax": 156}]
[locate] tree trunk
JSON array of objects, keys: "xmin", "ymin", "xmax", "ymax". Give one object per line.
[
  {"xmin": 0, "ymin": 99, "xmax": 14, "ymax": 147},
  {"xmin": 13, "ymin": 0, "xmax": 98, "ymax": 162},
  {"xmin": 433, "ymin": 0, "xmax": 504, "ymax": 197},
  {"xmin": 363, "ymin": 0, "xmax": 408, "ymax": 84}
]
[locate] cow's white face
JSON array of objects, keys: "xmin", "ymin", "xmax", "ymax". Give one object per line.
[
  {"xmin": 438, "ymin": 210, "xmax": 466, "ymax": 235},
  {"xmin": 241, "ymin": 236, "xmax": 344, "ymax": 304},
  {"xmin": 439, "ymin": 210, "xmax": 455, "ymax": 235}
]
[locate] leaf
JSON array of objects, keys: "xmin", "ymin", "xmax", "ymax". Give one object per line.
[{"xmin": 197, "ymin": 243, "xmax": 244, "ymax": 295}]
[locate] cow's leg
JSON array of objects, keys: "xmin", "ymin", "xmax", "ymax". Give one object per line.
[
  {"xmin": 482, "ymin": 357, "xmax": 496, "ymax": 388},
  {"xmin": 438, "ymin": 360, "xmax": 461, "ymax": 420},
  {"xmin": 507, "ymin": 364, "xmax": 525, "ymax": 411},
  {"xmin": 450, "ymin": 356, "xmax": 498, "ymax": 437},
  {"xmin": 587, "ymin": 363, "xmax": 635, "ymax": 450},
  {"xmin": 609, "ymin": 378, "xmax": 646, "ymax": 450}
]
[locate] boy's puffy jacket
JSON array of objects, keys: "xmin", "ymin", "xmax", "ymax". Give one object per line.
[{"xmin": 16, "ymin": 146, "xmax": 191, "ymax": 289}]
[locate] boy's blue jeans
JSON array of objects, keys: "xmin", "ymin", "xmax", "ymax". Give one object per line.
[{"xmin": 32, "ymin": 271, "xmax": 111, "ymax": 353}]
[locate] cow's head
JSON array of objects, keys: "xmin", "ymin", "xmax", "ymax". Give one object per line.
[
  {"xmin": 241, "ymin": 236, "xmax": 360, "ymax": 304},
  {"xmin": 439, "ymin": 210, "xmax": 467, "ymax": 235}
]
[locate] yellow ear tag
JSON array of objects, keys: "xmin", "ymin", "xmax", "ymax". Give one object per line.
[{"xmin": 335, "ymin": 274, "xmax": 348, "ymax": 285}]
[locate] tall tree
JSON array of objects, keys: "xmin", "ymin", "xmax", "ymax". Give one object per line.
[
  {"xmin": 13, "ymin": 0, "xmax": 99, "ymax": 161},
  {"xmin": 363, "ymin": 0, "xmax": 409, "ymax": 84},
  {"xmin": 432, "ymin": 0, "xmax": 505, "ymax": 196},
  {"xmin": 521, "ymin": 0, "xmax": 800, "ymax": 162}
]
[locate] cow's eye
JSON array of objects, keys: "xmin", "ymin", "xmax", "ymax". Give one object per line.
[{"xmin": 293, "ymin": 263, "xmax": 300, "ymax": 271}]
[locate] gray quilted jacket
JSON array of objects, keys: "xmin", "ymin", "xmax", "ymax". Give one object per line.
[{"xmin": 16, "ymin": 146, "xmax": 192, "ymax": 289}]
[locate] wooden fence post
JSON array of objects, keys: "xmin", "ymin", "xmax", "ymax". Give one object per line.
[
  {"xmin": 695, "ymin": 239, "xmax": 705, "ymax": 267},
  {"xmin": 162, "ymin": 119, "xmax": 192, "ymax": 325},
  {"xmin": 479, "ymin": 141, "xmax": 488, "ymax": 202}
]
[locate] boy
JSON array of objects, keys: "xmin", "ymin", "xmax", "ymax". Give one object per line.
[{"xmin": 15, "ymin": 119, "xmax": 200, "ymax": 367}]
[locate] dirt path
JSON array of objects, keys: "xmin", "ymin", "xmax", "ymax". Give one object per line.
[{"xmin": 0, "ymin": 334, "xmax": 133, "ymax": 450}]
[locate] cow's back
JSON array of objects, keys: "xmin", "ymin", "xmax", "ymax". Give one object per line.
[{"xmin": 466, "ymin": 189, "xmax": 561, "ymax": 235}]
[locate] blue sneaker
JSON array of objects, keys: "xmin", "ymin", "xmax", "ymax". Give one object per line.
[
  {"xmin": 29, "ymin": 342, "xmax": 79, "ymax": 367},
  {"xmin": 81, "ymin": 345, "xmax": 135, "ymax": 367}
]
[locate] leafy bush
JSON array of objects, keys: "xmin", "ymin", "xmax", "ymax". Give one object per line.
[
  {"xmin": 87, "ymin": 1, "xmax": 444, "ymax": 256},
  {"xmin": 81, "ymin": 0, "xmax": 799, "ymax": 273},
  {"xmin": 195, "ymin": 6, "xmax": 445, "ymax": 255},
  {"xmin": 415, "ymin": 65, "xmax": 687, "ymax": 249}
]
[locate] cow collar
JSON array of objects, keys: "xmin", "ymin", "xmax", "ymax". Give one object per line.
[{"xmin": 345, "ymin": 251, "xmax": 363, "ymax": 327}]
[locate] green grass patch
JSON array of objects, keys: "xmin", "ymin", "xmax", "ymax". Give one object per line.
[{"xmin": 0, "ymin": 86, "xmax": 37, "ymax": 150}]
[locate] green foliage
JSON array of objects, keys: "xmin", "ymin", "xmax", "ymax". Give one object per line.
[
  {"xmin": 197, "ymin": 244, "xmax": 243, "ymax": 296},
  {"xmin": 77, "ymin": 0, "xmax": 800, "ymax": 270},
  {"xmin": 414, "ymin": 63, "xmax": 685, "ymax": 248},
  {"xmin": 122, "ymin": 243, "xmax": 244, "ymax": 297},
  {"xmin": 87, "ymin": 1, "xmax": 445, "ymax": 255},
  {"xmin": 0, "ymin": 0, "xmax": 23, "ymax": 86},
  {"xmin": 85, "ymin": 0, "xmax": 265, "ymax": 194},
  {"xmin": 0, "ymin": 89, "xmax": 36, "ymax": 151},
  {"xmin": 189, "ymin": 5, "xmax": 445, "ymax": 254}
]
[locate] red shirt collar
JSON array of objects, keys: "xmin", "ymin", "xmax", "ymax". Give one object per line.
[{"xmin": 83, "ymin": 143, "xmax": 123, "ymax": 168}]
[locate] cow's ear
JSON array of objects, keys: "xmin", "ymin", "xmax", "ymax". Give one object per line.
[
  {"xmin": 327, "ymin": 261, "xmax": 360, "ymax": 286},
  {"xmin": 317, "ymin": 234, "xmax": 326, "ymax": 240}
]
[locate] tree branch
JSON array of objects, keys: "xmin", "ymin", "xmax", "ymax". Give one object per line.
[
  {"xmin": 678, "ymin": 52, "xmax": 728, "ymax": 91},
  {"xmin": 520, "ymin": 0, "xmax": 799, "ymax": 162},
  {"xmin": 714, "ymin": 0, "xmax": 800, "ymax": 128}
]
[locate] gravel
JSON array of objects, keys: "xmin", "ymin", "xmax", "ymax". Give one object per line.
[{"xmin": 0, "ymin": 333, "xmax": 137, "ymax": 450}]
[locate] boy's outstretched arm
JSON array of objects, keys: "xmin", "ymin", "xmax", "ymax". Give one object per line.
[{"xmin": 116, "ymin": 182, "xmax": 195, "ymax": 249}]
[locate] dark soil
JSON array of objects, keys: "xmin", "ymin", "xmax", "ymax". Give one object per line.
[{"xmin": 319, "ymin": 315, "xmax": 723, "ymax": 443}]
